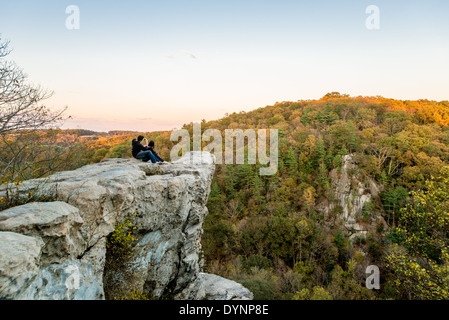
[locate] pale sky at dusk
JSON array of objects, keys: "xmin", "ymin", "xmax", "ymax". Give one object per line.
[{"xmin": 1, "ymin": 0, "xmax": 448, "ymax": 132}]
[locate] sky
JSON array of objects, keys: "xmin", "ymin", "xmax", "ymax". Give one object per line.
[{"xmin": 1, "ymin": 0, "xmax": 449, "ymax": 132}]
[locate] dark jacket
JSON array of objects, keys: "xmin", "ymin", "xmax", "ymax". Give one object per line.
[{"xmin": 132, "ymin": 139, "xmax": 149, "ymax": 158}]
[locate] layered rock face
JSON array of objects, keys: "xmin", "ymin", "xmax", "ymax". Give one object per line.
[
  {"xmin": 318, "ymin": 154, "xmax": 387, "ymax": 239},
  {"xmin": 0, "ymin": 152, "xmax": 252, "ymax": 300}
]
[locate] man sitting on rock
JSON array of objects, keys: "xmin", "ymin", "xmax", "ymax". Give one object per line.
[{"xmin": 132, "ymin": 135, "xmax": 163, "ymax": 164}]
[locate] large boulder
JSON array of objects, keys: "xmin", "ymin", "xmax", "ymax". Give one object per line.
[
  {"xmin": 0, "ymin": 201, "xmax": 84, "ymax": 264},
  {"xmin": 17, "ymin": 238, "xmax": 107, "ymax": 300},
  {"xmin": 0, "ymin": 232, "xmax": 44, "ymax": 299},
  {"xmin": 0, "ymin": 152, "xmax": 253, "ymax": 300},
  {"xmin": 176, "ymin": 273, "xmax": 254, "ymax": 300}
]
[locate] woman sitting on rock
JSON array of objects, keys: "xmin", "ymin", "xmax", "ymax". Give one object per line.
[{"xmin": 147, "ymin": 140, "xmax": 165, "ymax": 163}]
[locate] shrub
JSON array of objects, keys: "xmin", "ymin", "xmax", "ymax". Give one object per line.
[
  {"xmin": 242, "ymin": 255, "xmax": 273, "ymax": 272},
  {"xmin": 103, "ymin": 211, "xmax": 139, "ymax": 300},
  {"xmin": 240, "ymin": 279, "xmax": 276, "ymax": 300},
  {"xmin": 106, "ymin": 211, "xmax": 138, "ymax": 257},
  {"xmin": 293, "ymin": 286, "xmax": 333, "ymax": 300},
  {"xmin": 113, "ymin": 290, "xmax": 150, "ymax": 300},
  {"xmin": 333, "ymin": 230, "xmax": 345, "ymax": 249}
]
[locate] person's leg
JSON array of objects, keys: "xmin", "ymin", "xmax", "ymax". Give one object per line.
[
  {"xmin": 153, "ymin": 152, "xmax": 164, "ymax": 162},
  {"xmin": 136, "ymin": 151, "xmax": 158, "ymax": 163},
  {"xmin": 146, "ymin": 151, "xmax": 159, "ymax": 163},
  {"xmin": 135, "ymin": 151, "xmax": 146, "ymax": 161}
]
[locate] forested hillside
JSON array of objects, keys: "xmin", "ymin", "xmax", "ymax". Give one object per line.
[
  {"xmin": 194, "ymin": 93, "xmax": 449, "ymax": 300},
  {"xmin": 1, "ymin": 93, "xmax": 448, "ymax": 300}
]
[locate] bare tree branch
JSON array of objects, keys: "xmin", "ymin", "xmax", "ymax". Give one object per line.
[
  {"xmin": 0, "ymin": 37, "xmax": 72, "ymax": 184},
  {"xmin": 0, "ymin": 36, "xmax": 67, "ymax": 136}
]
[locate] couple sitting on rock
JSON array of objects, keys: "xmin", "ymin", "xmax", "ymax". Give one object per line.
[{"xmin": 132, "ymin": 135, "xmax": 166, "ymax": 164}]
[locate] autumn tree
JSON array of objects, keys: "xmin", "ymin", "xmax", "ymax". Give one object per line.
[{"xmin": 386, "ymin": 167, "xmax": 449, "ymax": 299}]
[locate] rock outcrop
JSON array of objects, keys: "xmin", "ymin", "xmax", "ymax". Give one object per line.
[
  {"xmin": 318, "ymin": 154, "xmax": 387, "ymax": 240},
  {"xmin": 177, "ymin": 273, "xmax": 254, "ymax": 300},
  {"xmin": 0, "ymin": 152, "xmax": 253, "ymax": 300}
]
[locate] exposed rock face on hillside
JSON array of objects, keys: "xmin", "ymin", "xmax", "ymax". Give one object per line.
[
  {"xmin": 0, "ymin": 152, "xmax": 253, "ymax": 300},
  {"xmin": 318, "ymin": 154, "xmax": 387, "ymax": 240},
  {"xmin": 177, "ymin": 273, "xmax": 254, "ymax": 300}
]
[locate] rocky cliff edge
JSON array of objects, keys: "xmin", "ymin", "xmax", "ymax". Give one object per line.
[{"xmin": 0, "ymin": 152, "xmax": 253, "ymax": 300}]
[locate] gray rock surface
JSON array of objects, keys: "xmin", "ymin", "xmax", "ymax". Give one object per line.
[
  {"xmin": 0, "ymin": 152, "xmax": 253, "ymax": 300},
  {"xmin": 0, "ymin": 202, "xmax": 84, "ymax": 264},
  {"xmin": 17, "ymin": 238, "xmax": 107, "ymax": 300},
  {"xmin": 318, "ymin": 154, "xmax": 387, "ymax": 237},
  {"xmin": 176, "ymin": 273, "xmax": 254, "ymax": 300},
  {"xmin": 0, "ymin": 232, "xmax": 44, "ymax": 299}
]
